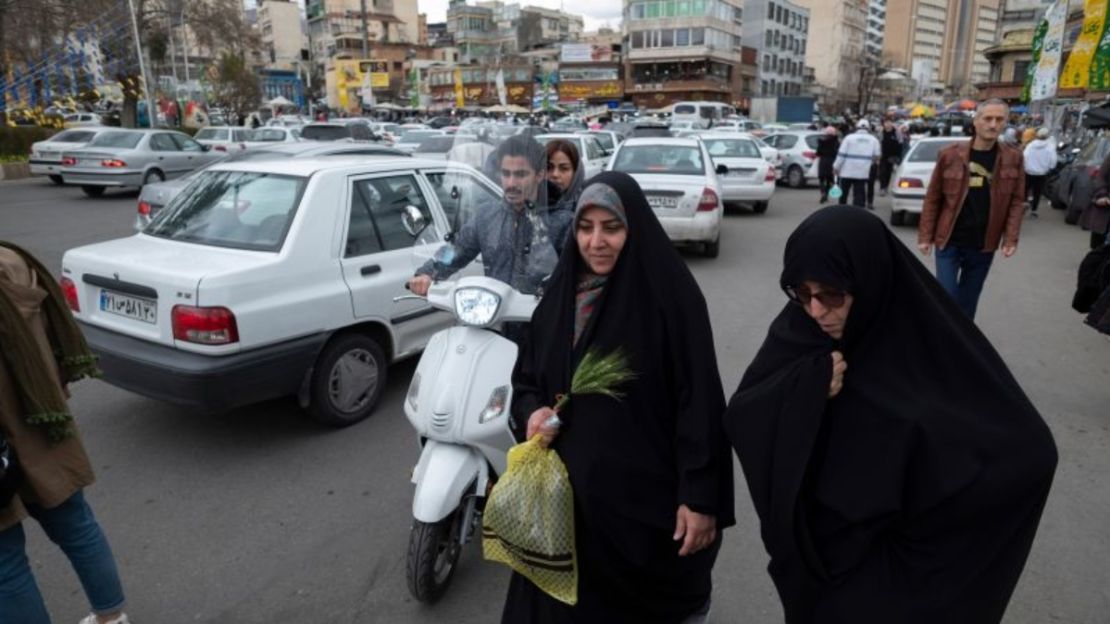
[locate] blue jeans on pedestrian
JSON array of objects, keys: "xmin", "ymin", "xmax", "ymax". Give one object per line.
[
  {"xmin": 0, "ymin": 490, "xmax": 125, "ymax": 623},
  {"xmin": 935, "ymin": 245, "xmax": 995, "ymax": 319}
]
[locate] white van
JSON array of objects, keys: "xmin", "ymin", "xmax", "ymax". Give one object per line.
[{"xmin": 671, "ymin": 101, "xmax": 737, "ymax": 129}]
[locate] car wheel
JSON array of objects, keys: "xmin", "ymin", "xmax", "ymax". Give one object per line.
[
  {"xmin": 80, "ymin": 185, "xmax": 105, "ymax": 198},
  {"xmin": 48, "ymin": 175, "xmax": 64, "ymax": 185},
  {"xmin": 703, "ymin": 236, "xmax": 720, "ymax": 258},
  {"xmin": 752, "ymin": 200, "xmax": 769, "ymax": 214},
  {"xmin": 787, "ymin": 165, "xmax": 805, "ymax": 188},
  {"xmin": 142, "ymin": 169, "xmax": 165, "ymax": 186},
  {"xmin": 889, "ymin": 210, "xmax": 905, "ymax": 226},
  {"xmin": 307, "ymin": 332, "xmax": 387, "ymax": 426}
]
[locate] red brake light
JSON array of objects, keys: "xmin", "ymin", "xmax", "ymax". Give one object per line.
[
  {"xmin": 697, "ymin": 188, "xmax": 719, "ymax": 212},
  {"xmin": 137, "ymin": 200, "xmax": 152, "ymax": 216},
  {"xmin": 101, "ymin": 159, "xmax": 126, "ymax": 168},
  {"xmin": 802, "ymin": 150, "xmax": 817, "ymax": 159},
  {"xmin": 898, "ymin": 177, "xmax": 924, "ymax": 189},
  {"xmin": 60, "ymin": 277, "xmax": 79, "ymax": 312},
  {"xmin": 172, "ymin": 305, "xmax": 239, "ymax": 345},
  {"xmin": 62, "ymin": 156, "xmax": 77, "ymax": 166},
  {"xmin": 765, "ymin": 168, "xmax": 777, "ymax": 182}
]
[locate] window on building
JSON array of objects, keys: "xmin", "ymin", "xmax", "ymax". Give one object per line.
[
  {"xmin": 665, "ymin": 0, "xmax": 676, "ymax": 16},
  {"xmin": 632, "ymin": 30, "xmax": 644, "ymax": 48},
  {"xmin": 661, "ymin": 29, "xmax": 674, "ymax": 46},
  {"xmin": 693, "ymin": 0, "xmax": 706, "ymax": 14},
  {"xmin": 767, "ymin": 2, "xmax": 776, "ymax": 20},
  {"xmin": 647, "ymin": 2, "xmax": 661, "ymax": 17},
  {"xmin": 766, "ymin": 30, "xmax": 773, "ymax": 46},
  {"xmin": 677, "ymin": 0, "xmax": 690, "ymax": 15},
  {"xmin": 734, "ymin": 7, "xmax": 742, "ymax": 21},
  {"xmin": 691, "ymin": 27, "xmax": 704, "ymax": 45},
  {"xmin": 761, "ymin": 79, "xmax": 768, "ymax": 95},
  {"xmin": 632, "ymin": 3, "xmax": 645, "ymax": 18},
  {"xmin": 677, "ymin": 28, "xmax": 690, "ymax": 46},
  {"xmin": 1012, "ymin": 60, "xmax": 1031, "ymax": 82},
  {"xmin": 763, "ymin": 55, "xmax": 771, "ymax": 71}
]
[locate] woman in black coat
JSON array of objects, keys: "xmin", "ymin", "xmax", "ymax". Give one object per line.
[{"xmin": 815, "ymin": 127, "xmax": 840, "ymax": 203}]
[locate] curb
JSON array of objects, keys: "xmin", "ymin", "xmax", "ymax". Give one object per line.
[{"xmin": 0, "ymin": 162, "xmax": 30, "ymax": 181}]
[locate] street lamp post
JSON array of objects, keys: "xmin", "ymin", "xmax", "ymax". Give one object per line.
[{"xmin": 126, "ymin": 0, "xmax": 158, "ymax": 128}]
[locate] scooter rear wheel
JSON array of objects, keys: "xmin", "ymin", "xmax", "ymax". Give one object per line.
[{"xmin": 406, "ymin": 511, "xmax": 463, "ymax": 603}]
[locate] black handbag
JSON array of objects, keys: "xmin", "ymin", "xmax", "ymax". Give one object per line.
[{"xmin": 0, "ymin": 429, "xmax": 20, "ymax": 508}]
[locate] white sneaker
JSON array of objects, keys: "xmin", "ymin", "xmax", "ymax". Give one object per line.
[{"xmin": 78, "ymin": 614, "xmax": 130, "ymax": 624}]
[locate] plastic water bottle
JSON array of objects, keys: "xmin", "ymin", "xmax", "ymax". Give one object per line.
[{"xmin": 828, "ymin": 184, "xmax": 843, "ymax": 200}]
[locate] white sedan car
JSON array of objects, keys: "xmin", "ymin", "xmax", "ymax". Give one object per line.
[
  {"xmin": 534, "ymin": 133, "xmax": 608, "ymax": 180},
  {"xmin": 194, "ymin": 126, "xmax": 256, "ymax": 153},
  {"xmin": 61, "ymin": 157, "xmax": 496, "ymax": 424},
  {"xmin": 890, "ymin": 136, "xmax": 970, "ymax": 226},
  {"xmin": 608, "ymin": 137, "xmax": 722, "ymax": 257},
  {"xmin": 700, "ymin": 134, "xmax": 776, "ymax": 213},
  {"xmin": 29, "ymin": 127, "xmax": 112, "ymax": 185}
]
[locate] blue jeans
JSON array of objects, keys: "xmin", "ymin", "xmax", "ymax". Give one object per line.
[
  {"xmin": 935, "ymin": 245, "xmax": 995, "ymax": 319},
  {"xmin": 0, "ymin": 491, "xmax": 125, "ymax": 623}
]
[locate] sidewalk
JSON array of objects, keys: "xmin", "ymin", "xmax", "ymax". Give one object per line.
[{"xmin": 0, "ymin": 162, "xmax": 30, "ymax": 181}]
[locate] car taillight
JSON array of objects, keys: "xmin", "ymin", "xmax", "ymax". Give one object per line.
[
  {"xmin": 802, "ymin": 150, "xmax": 817, "ymax": 160},
  {"xmin": 897, "ymin": 177, "xmax": 924, "ymax": 189},
  {"xmin": 765, "ymin": 168, "xmax": 777, "ymax": 182},
  {"xmin": 101, "ymin": 159, "xmax": 126, "ymax": 168},
  {"xmin": 137, "ymin": 200, "xmax": 151, "ymax": 216},
  {"xmin": 214, "ymin": 145, "xmax": 227, "ymax": 152},
  {"xmin": 62, "ymin": 156, "xmax": 77, "ymax": 166},
  {"xmin": 59, "ymin": 277, "xmax": 79, "ymax": 312},
  {"xmin": 697, "ymin": 188, "xmax": 719, "ymax": 212},
  {"xmin": 172, "ymin": 305, "xmax": 239, "ymax": 345}
]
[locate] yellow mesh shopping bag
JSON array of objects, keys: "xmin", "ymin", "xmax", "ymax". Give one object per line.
[{"xmin": 482, "ymin": 436, "xmax": 577, "ymax": 605}]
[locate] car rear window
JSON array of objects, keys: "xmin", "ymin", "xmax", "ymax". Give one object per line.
[
  {"xmin": 144, "ymin": 171, "xmax": 306, "ymax": 251},
  {"xmin": 52, "ymin": 130, "xmax": 96, "ymax": 142},
  {"xmin": 804, "ymin": 135, "xmax": 820, "ymax": 149},
  {"xmin": 613, "ymin": 145, "xmax": 705, "ymax": 175},
  {"xmin": 674, "ymin": 105, "xmax": 696, "ymax": 115},
  {"xmin": 195, "ymin": 128, "xmax": 229, "ymax": 141},
  {"xmin": 232, "ymin": 129, "xmax": 254, "ymax": 142},
  {"xmin": 630, "ymin": 126, "xmax": 673, "ymax": 138},
  {"xmin": 301, "ymin": 125, "xmax": 351, "ymax": 141},
  {"xmin": 88, "ymin": 131, "xmax": 143, "ymax": 148},
  {"xmin": 252, "ymin": 129, "xmax": 287, "ymax": 142},
  {"xmin": 907, "ymin": 140, "xmax": 965, "ymax": 162},
  {"xmin": 416, "ymin": 136, "xmax": 458, "ymax": 153},
  {"xmin": 703, "ymin": 139, "xmax": 761, "ymax": 159}
]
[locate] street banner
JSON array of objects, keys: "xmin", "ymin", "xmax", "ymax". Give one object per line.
[
  {"xmin": 496, "ymin": 68, "xmax": 507, "ymax": 107},
  {"xmin": 1091, "ymin": 3, "xmax": 1110, "ymax": 88},
  {"xmin": 454, "ymin": 67, "xmax": 465, "ymax": 108},
  {"xmin": 1031, "ymin": 0, "xmax": 1068, "ymax": 101},
  {"xmin": 1022, "ymin": 14, "xmax": 1049, "ymax": 102},
  {"xmin": 410, "ymin": 66, "xmax": 420, "ymax": 109},
  {"xmin": 360, "ymin": 70, "xmax": 375, "ymax": 107},
  {"xmin": 1061, "ymin": 0, "xmax": 1108, "ymax": 89}
]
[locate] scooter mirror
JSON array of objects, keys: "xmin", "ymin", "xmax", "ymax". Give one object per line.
[{"xmin": 402, "ymin": 205, "xmax": 428, "ymax": 238}]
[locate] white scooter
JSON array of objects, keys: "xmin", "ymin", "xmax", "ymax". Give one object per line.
[{"xmin": 400, "ymin": 275, "xmax": 536, "ymax": 603}]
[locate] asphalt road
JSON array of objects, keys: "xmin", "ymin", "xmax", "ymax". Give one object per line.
[{"xmin": 1, "ymin": 177, "xmax": 1108, "ymax": 623}]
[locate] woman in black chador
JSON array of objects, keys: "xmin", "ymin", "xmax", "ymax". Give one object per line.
[
  {"xmin": 724, "ymin": 206, "xmax": 1057, "ymax": 623},
  {"xmin": 503, "ymin": 172, "xmax": 736, "ymax": 623}
]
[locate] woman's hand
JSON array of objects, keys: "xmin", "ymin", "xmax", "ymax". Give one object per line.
[
  {"xmin": 829, "ymin": 350, "xmax": 847, "ymax": 398},
  {"xmin": 526, "ymin": 407, "xmax": 560, "ymax": 447},
  {"xmin": 674, "ymin": 505, "xmax": 717, "ymax": 556}
]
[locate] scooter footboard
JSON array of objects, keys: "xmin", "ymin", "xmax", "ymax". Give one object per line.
[{"xmin": 412, "ymin": 440, "xmax": 487, "ymax": 524}]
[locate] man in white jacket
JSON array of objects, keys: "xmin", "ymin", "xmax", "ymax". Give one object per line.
[
  {"xmin": 834, "ymin": 119, "xmax": 882, "ymax": 208},
  {"xmin": 1023, "ymin": 127, "xmax": 1057, "ymax": 218}
]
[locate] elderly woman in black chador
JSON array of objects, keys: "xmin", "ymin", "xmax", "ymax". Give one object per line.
[
  {"xmin": 503, "ymin": 172, "xmax": 736, "ymax": 623},
  {"xmin": 724, "ymin": 206, "xmax": 1057, "ymax": 624}
]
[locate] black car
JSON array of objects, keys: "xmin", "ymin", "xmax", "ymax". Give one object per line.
[{"xmin": 1047, "ymin": 134, "xmax": 1110, "ymax": 224}]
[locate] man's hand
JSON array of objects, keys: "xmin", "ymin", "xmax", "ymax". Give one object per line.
[
  {"xmin": 674, "ymin": 505, "xmax": 717, "ymax": 557},
  {"xmin": 829, "ymin": 351, "xmax": 847, "ymax": 398},
  {"xmin": 526, "ymin": 407, "xmax": 560, "ymax": 447},
  {"xmin": 918, "ymin": 243, "xmax": 932, "ymax": 256},
  {"xmin": 1096, "ymin": 197, "xmax": 1110, "ymax": 207},
  {"xmin": 407, "ymin": 275, "xmax": 432, "ymax": 296},
  {"xmin": 1002, "ymin": 244, "xmax": 1017, "ymax": 258}
]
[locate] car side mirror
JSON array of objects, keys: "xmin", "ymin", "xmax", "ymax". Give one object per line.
[
  {"xmin": 402, "ymin": 205, "xmax": 428, "ymax": 238},
  {"xmin": 202, "ymin": 144, "xmax": 211, "ymax": 152},
  {"xmin": 715, "ymin": 163, "xmax": 729, "ymax": 175}
]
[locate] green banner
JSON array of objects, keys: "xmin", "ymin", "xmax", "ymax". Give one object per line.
[
  {"xmin": 1023, "ymin": 15, "xmax": 1050, "ymax": 103},
  {"xmin": 1091, "ymin": 7, "xmax": 1110, "ymax": 89}
]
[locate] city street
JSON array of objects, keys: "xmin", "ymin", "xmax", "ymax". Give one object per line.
[{"xmin": 1, "ymin": 176, "xmax": 1107, "ymax": 623}]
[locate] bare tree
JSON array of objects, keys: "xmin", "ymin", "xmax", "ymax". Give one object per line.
[{"xmin": 211, "ymin": 51, "xmax": 260, "ymax": 120}]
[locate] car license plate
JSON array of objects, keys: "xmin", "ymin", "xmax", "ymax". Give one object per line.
[
  {"xmin": 99, "ymin": 290, "xmax": 157, "ymax": 324},
  {"xmin": 40, "ymin": 151, "xmax": 57, "ymax": 159},
  {"xmin": 646, "ymin": 195, "xmax": 678, "ymax": 209}
]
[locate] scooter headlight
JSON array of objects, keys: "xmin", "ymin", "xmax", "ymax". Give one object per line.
[
  {"xmin": 454, "ymin": 287, "xmax": 501, "ymax": 326},
  {"xmin": 407, "ymin": 372, "xmax": 421, "ymax": 411},
  {"xmin": 480, "ymin": 385, "xmax": 510, "ymax": 423}
]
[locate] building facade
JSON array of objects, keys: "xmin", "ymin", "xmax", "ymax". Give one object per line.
[
  {"xmin": 622, "ymin": 0, "xmax": 746, "ymax": 108},
  {"xmin": 258, "ymin": 0, "xmax": 306, "ymax": 71},
  {"xmin": 306, "ymin": 0, "xmax": 411, "ymax": 65},
  {"xmin": 794, "ymin": 0, "xmax": 868, "ymax": 110},
  {"xmin": 741, "ymin": 0, "xmax": 810, "ymax": 96},
  {"xmin": 866, "ymin": 0, "xmax": 886, "ymax": 59}
]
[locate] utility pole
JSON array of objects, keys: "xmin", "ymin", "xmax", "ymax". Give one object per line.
[
  {"xmin": 360, "ymin": 0, "xmax": 370, "ymax": 59},
  {"xmin": 127, "ymin": 0, "xmax": 158, "ymax": 127}
]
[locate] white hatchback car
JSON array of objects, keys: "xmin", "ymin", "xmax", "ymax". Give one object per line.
[
  {"xmin": 607, "ymin": 137, "xmax": 723, "ymax": 257},
  {"xmin": 890, "ymin": 137, "xmax": 970, "ymax": 226},
  {"xmin": 61, "ymin": 157, "xmax": 499, "ymax": 425},
  {"xmin": 700, "ymin": 134, "xmax": 776, "ymax": 213},
  {"xmin": 29, "ymin": 127, "xmax": 112, "ymax": 184}
]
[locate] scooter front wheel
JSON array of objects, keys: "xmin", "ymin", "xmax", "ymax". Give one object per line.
[{"xmin": 406, "ymin": 511, "xmax": 463, "ymax": 603}]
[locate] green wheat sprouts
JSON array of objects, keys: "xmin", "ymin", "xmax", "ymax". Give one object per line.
[{"xmin": 553, "ymin": 348, "xmax": 636, "ymax": 412}]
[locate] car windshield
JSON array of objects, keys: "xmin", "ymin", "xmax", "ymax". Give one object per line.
[
  {"xmin": 591, "ymin": 133, "xmax": 614, "ymax": 150},
  {"xmin": 703, "ymin": 138, "xmax": 761, "ymax": 159},
  {"xmin": 907, "ymin": 140, "xmax": 965, "ymax": 162},
  {"xmin": 144, "ymin": 171, "xmax": 306, "ymax": 251},
  {"xmin": 301, "ymin": 125, "xmax": 350, "ymax": 141},
  {"xmin": 88, "ymin": 131, "xmax": 143, "ymax": 149},
  {"xmin": 52, "ymin": 130, "xmax": 96, "ymax": 142},
  {"xmin": 195, "ymin": 128, "xmax": 229, "ymax": 141},
  {"xmin": 400, "ymin": 130, "xmax": 440, "ymax": 142},
  {"xmin": 252, "ymin": 129, "xmax": 288, "ymax": 142},
  {"xmin": 613, "ymin": 145, "xmax": 705, "ymax": 175}
]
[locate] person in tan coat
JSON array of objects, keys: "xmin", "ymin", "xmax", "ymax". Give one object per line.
[{"xmin": 0, "ymin": 242, "xmax": 130, "ymax": 624}]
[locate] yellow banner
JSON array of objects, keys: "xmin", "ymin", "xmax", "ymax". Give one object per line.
[
  {"xmin": 1061, "ymin": 0, "xmax": 1109, "ymax": 88},
  {"xmin": 454, "ymin": 68, "xmax": 465, "ymax": 108}
]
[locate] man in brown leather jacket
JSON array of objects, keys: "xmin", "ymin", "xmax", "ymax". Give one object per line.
[{"xmin": 918, "ymin": 99, "xmax": 1026, "ymax": 319}]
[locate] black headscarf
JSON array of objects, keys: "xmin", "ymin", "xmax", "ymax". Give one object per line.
[
  {"xmin": 723, "ymin": 206, "xmax": 1057, "ymax": 623},
  {"xmin": 505, "ymin": 172, "xmax": 735, "ymax": 623}
]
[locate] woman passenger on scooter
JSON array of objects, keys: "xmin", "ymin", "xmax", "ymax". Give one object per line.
[
  {"xmin": 503, "ymin": 172, "xmax": 735, "ymax": 623},
  {"xmin": 545, "ymin": 139, "xmax": 586, "ymax": 215}
]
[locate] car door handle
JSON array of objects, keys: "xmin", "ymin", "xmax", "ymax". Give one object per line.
[{"xmin": 360, "ymin": 264, "xmax": 381, "ymax": 276}]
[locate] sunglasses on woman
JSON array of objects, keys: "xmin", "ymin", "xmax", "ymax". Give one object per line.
[{"xmin": 783, "ymin": 284, "xmax": 849, "ymax": 309}]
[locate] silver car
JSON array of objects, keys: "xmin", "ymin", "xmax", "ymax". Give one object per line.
[
  {"xmin": 763, "ymin": 130, "xmax": 824, "ymax": 188},
  {"xmin": 61, "ymin": 129, "xmax": 223, "ymax": 197},
  {"xmin": 29, "ymin": 127, "xmax": 112, "ymax": 185}
]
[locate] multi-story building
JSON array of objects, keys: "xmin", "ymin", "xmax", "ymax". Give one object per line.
[
  {"xmin": 742, "ymin": 0, "xmax": 810, "ymax": 97},
  {"xmin": 306, "ymin": 0, "xmax": 417, "ymax": 65},
  {"xmin": 978, "ymin": 0, "xmax": 1072, "ymax": 102},
  {"xmin": 446, "ymin": 1, "xmax": 584, "ymax": 62},
  {"xmin": 518, "ymin": 6, "xmax": 584, "ymax": 51},
  {"xmin": 866, "ymin": 0, "xmax": 886, "ymax": 59},
  {"xmin": 794, "ymin": 0, "xmax": 868, "ymax": 110},
  {"xmin": 882, "ymin": 0, "xmax": 1001, "ymax": 98},
  {"xmin": 258, "ymin": 0, "xmax": 306, "ymax": 71},
  {"xmin": 622, "ymin": 0, "xmax": 746, "ymax": 107}
]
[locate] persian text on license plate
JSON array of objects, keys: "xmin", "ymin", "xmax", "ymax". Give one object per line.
[
  {"xmin": 99, "ymin": 290, "xmax": 157, "ymax": 324},
  {"xmin": 646, "ymin": 195, "xmax": 678, "ymax": 209}
]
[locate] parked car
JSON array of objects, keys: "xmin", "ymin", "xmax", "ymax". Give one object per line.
[
  {"xmin": 300, "ymin": 121, "xmax": 377, "ymax": 142},
  {"xmin": 394, "ymin": 129, "xmax": 447, "ymax": 153},
  {"xmin": 193, "ymin": 126, "xmax": 256, "ymax": 153},
  {"xmin": 267, "ymin": 115, "xmax": 309, "ymax": 128},
  {"xmin": 534, "ymin": 133, "xmax": 608, "ymax": 180},
  {"xmin": 580, "ymin": 129, "xmax": 622, "ymax": 155},
  {"xmin": 627, "ymin": 122, "xmax": 673, "ymax": 139},
  {"xmin": 551, "ymin": 117, "xmax": 588, "ymax": 132},
  {"xmin": 63, "ymin": 112, "xmax": 102, "ymax": 128},
  {"xmin": 889, "ymin": 136, "xmax": 971, "ymax": 226},
  {"xmin": 607, "ymin": 137, "xmax": 722, "ymax": 257},
  {"xmin": 700, "ymin": 134, "xmax": 776, "ymax": 213},
  {"xmin": 1049, "ymin": 132, "xmax": 1110, "ymax": 225},
  {"xmin": 135, "ymin": 142, "xmax": 411, "ymax": 229},
  {"xmin": 763, "ymin": 130, "xmax": 824, "ymax": 188},
  {"xmin": 60, "ymin": 129, "xmax": 222, "ymax": 197},
  {"xmin": 245, "ymin": 127, "xmax": 302, "ymax": 145},
  {"xmin": 29, "ymin": 127, "xmax": 112, "ymax": 185},
  {"xmin": 63, "ymin": 157, "xmax": 500, "ymax": 424}
]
